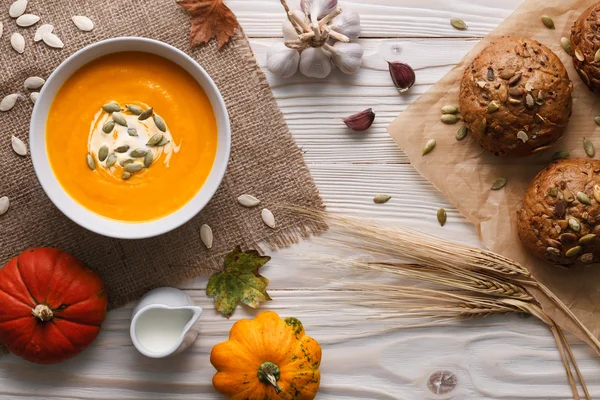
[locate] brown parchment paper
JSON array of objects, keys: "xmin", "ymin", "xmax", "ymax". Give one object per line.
[{"xmin": 388, "ymin": 0, "xmax": 600, "ymax": 345}]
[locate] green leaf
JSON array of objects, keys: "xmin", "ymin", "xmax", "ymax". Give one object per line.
[{"xmin": 206, "ymin": 246, "xmax": 272, "ymax": 318}]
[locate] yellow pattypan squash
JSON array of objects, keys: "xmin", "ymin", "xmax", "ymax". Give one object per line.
[{"xmin": 210, "ymin": 311, "xmax": 322, "ymax": 399}]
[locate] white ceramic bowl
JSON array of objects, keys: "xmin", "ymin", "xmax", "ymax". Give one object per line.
[{"xmin": 30, "ymin": 37, "xmax": 231, "ymax": 239}]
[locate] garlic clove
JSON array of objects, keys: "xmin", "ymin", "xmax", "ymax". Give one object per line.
[
  {"xmin": 301, "ymin": 0, "xmax": 338, "ymax": 22},
  {"xmin": 299, "ymin": 47, "xmax": 333, "ymax": 79},
  {"xmin": 331, "ymin": 11, "xmax": 361, "ymax": 40},
  {"xmin": 343, "ymin": 108, "xmax": 375, "ymax": 131},
  {"xmin": 267, "ymin": 42, "xmax": 300, "ymax": 78},
  {"xmin": 330, "ymin": 42, "xmax": 363, "ymax": 74},
  {"xmin": 388, "ymin": 61, "xmax": 416, "ymax": 93}
]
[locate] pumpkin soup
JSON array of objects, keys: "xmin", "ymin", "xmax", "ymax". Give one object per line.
[{"xmin": 46, "ymin": 52, "xmax": 218, "ymax": 222}]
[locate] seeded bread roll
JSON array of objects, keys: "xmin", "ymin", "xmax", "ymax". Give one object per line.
[
  {"xmin": 517, "ymin": 158, "xmax": 600, "ymax": 267},
  {"xmin": 459, "ymin": 36, "xmax": 573, "ymax": 157},
  {"xmin": 571, "ymin": 2, "xmax": 600, "ymax": 91}
]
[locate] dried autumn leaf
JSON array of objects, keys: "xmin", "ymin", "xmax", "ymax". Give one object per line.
[
  {"xmin": 207, "ymin": 246, "xmax": 272, "ymax": 317},
  {"xmin": 178, "ymin": 0, "xmax": 239, "ymax": 49}
]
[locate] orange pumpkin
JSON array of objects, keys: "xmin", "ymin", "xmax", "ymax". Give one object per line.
[
  {"xmin": 211, "ymin": 311, "xmax": 322, "ymax": 399},
  {"xmin": 0, "ymin": 248, "xmax": 108, "ymax": 364}
]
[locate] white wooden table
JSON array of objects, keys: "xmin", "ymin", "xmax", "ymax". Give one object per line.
[{"xmin": 2, "ymin": 1, "xmax": 600, "ymax": 399}]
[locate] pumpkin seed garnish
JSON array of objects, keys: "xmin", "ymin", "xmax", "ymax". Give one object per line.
[
  {"xmin": 120, "ymin": 159, "xmax": 134, "ymax": 167},
  {"xmin": 594, "ymin": 184, "xmax": 600, "ymax": 203},
  {"xmin": 563, "ymin": 189, "xmax": 575, "ymax": 203},
  {"xmin": 98, "ymin": 145, "xmax": 109, "ymax": 162},
  {"xmin": 579, "ymin": 234, "xmax": 596, "ymax": 245},
  {"xmin": 554, "ymin": 199, "xmax": 566, "ymax": 218},
  {"xmin": 525, "ymin": 93, "xmax": 534, "ymax": 108},
  {"xmin": 547, "ymin": 247, "xmax": 561, "ymax": 256},
  {"xmin": 422, "ymin": 139, "xmax": 436, "ymax": 155},
  {"xmin": 541, "ymin": 15, "xmax": 555, "ymax": 29},
  {"xmin": 138, "ymin": 107, "xmax": 153, "ymax": 120},
  {"xmin": 147, "ymin": 133, "xmax": 163, "ymax": 146},
  {"xmin": 491, "ymin": 177, "xmax": 507, "ymax": 190},
  {"xmin": 548, "ymin": 187, "xmax": 558, "ymax": 197},
  {"xmin": 508, "ymin": 72, "xmax": 522, "ymax": 86},
  {"xmin": 577, "ymin": 191, "xmax": 592, "ymax": 205},
  {"xmin": 144, "ymin": 151, "xmax": 154, "ymax": 168},
  {"xmin": 261, "ymin": 208, "xmax": 276, "ymax": 229},
  {"xmin": 157, "ymin": 136, "xmax": 170, "ymax": 146},
  {"xmin": 551, "ymin": 150, "xmax": 569, "ymax": 161},
  {"xmin": 86, "ymin": 153, "xmax": 95, "ymax": 170},
  {"xmin": 112, "ymin": 112, "xmax": 127, "ymax": 127},
  {"xmin": 237, "ymin": 194, "xmax": 261, "ymax": 207},
  {"xmin": 594, "ymin": 116, "xmax": 600, "ymax": 126},
  {"xmin": 500, "ymin": 70, "xmax": 515, "ymax": 80},
  {"xmin": 105, "ymin": 153, "xmax": 117, "ymax": 167},
  {"xmin": 441, "ymin": 114, "xmax": 459, "ymax": 124},
  {"xmin": 11, "ymin": 136, "xmax": 27, "ymax": 156},
  {"xmin": 126, "ymin": 104, "xmax": 143, "ymax": 115},
  {"xmin": 560, "ymin": 37, "xmax": 573, "ymax": 56},
  {"xmin": 566, "ymin": 246, "xmax": 582, "ymax": 258},
  {"xmin": 102, "ymin": 120, "xmax": 115, "ymax": 133},
  {"xmin": 125, "ymin": 163, "xmax": 144, "ymax": 173},
  {"xmin": 102, "ymin": 102, "xmax": 121, "ymax": 113},
  {"xmin": 568, "ymin": 218, "xmax": 581, "ymax": 232},
  {"xmin": 456, "ymin": 125, "xmax": 468, "ymax": 141},
  {"xmin": 476, "ymin": 81, "xmax": 487, "ymax": 88},
  {"xmin": 508, "ymin": 98, "xmax": 522, "ymax": 105},
  {"xmin": 575, "ymin": 48, "xmax": 585, "ymax": 62},
  {"xmin": 559, "ymin": 233, "xmax": 577, "ymax": 244},
  {"xmin": 486, "ymin": 101, "xmax": 500, "ymax": 114},
  {"xmin": 437, "ymin": 208, "xmax": 447, "ymax": 226},
  {"xmin": 441, "ymin": 105, "xmax": 458, "ymax": 114},
  {"xmin": 130, "ymin": 148, "xmax": 148, "ymax": 158},
  {"xmin": 450, "ymin": 17, "xmax": 467, "ymax": 30},
  {"xmin": 584, "ymin": 137, "xmax": 595, "ymax": 157},
  {"xmin": 200, "ymin": 224, "xmax": 213, "ymax": 249},
  {"xmin": 115, "ymin": 145, "xmax": 130, "ymax": 153},
  {"xmin": 0, "ymin": 196, "xmax": 9, "ymax": 216},
  {"xmin": 153, "ymin": 114, "xmax": 167, "ymax": 132},
  {"xmin": 516, "ymin": 131, "xmax": 528, "ymax": 143},
  {"xmin": 579, "ymin": 253, "xmax": 594, "ymax": 263},
  {"xmin": 122, "ymin": 171, "xmax": 131, "ymax": 180},
  {"xmin": 595, "ymin": 49, "xmax": 600, "ymax": 63},
  {"xmin": 477, "ymin": 118, "xmax": 487, "ymax": 134},
  {"xmin": 373, "ymin": 194, "xmax": 391, "ymax": 204},
  {"xmin": 127, "ymin": 127, "xmax": 138, "ymax": 136}
]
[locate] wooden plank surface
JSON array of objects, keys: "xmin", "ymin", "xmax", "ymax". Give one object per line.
[{"xmin": 4, "ymin": 0, "xmax": 600, "ymax": 399}]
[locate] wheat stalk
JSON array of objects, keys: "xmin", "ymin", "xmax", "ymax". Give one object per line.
[{"xmin": 288, "ymin": 208, "xmax": 592, "ymax": 399}]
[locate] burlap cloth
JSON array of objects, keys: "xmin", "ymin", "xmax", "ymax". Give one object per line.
[{"xmin": 0, "ymin": 0, "xmax": 325, "ymax": 323}]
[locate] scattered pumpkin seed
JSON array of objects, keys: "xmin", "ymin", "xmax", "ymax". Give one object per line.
[
  {"xmin": 441, "ymin": 114, "xmax": 459, "ymax": 124},
  {"xmin": 154, "ymin": 115, "xmax": 167, "ymax": 132},
  {"xmin": 102, "ymin": 120, "xmax": 115, "ymax": 133},
  {"xmin": 261, "ymin": 208, "xmax": 276, "ymax": 228},
  {"xmin": 115, "ymin": 145, "xmax": 130, "ymax": 153},
  {"xmin": 105, "ymin": 153, "xmax": 117, "ymax": 167},
  {"xmin": 594, "ymin": 184, "xmax": 600, "ymax": 203},
  {"xmin": 138, "ymin": 107, "xmax": 153, "ymax": 120},
  {"xmin": 450, "ymin": 17, "xmax": 467, "ymax": 30},
  {"xmin": 373, "ymin": 194, "xmax": 391, "ymax": 204},
  {"xmin": 200, "ymin": 224, "xmax": 213, "ymax": 249},
  {"xmin": 551, "ymin": 150, "xmax": 569, "ymax": 161},
  {"xmin": 569, "ymin": 218, "xmax": 581, "ymax": 232},
  {"xmin": 147, "ymin": 133, "xmax": 163, "ymax": 146},
  {"xmin": 486, "ymin": 101, "xmax": 500, "ymax": 113},
  {"xmin": 237, "ymin": 194, "xmax": 261, "ymax": 207},
  {"xmin": 130, "ymin": 148, "xmax": 148, "ymax": 158},
  {"xmin": 441, "ymin": 105, "xmax": 458, "ymax": 114},
  {"xmin": 126, "ymin": 104, "xmax": 143, "ymax": 115},
  {"xmin": 560, "ymin": 37, "xmax": 573, "ymax": 56},
  {"xmin": 541, "ymin": 15, "xmax": 555, "ymax": 29},
  {"xmin": 157, "ymin": 136, "xmax": 170, "ymax": 146},
  {"xmin": 0, "ymin": 196, "xmax": 9, "ymax": 216},
  {"xmin": 579, "ymin": 234, "xmax": 597, "ymax": 245},
  {"xmin": 11, "ymin": 135, "xmax": 27, "ymax": 156},
  {"xmin": 102, "ymin": 102, "xmax": 121, "ymax": 113},
  {"xmin": 98, "ymin": 145, "xmax": 109, "ymax": 162},
  {"xmin": 548, "ymin": 187, "xmax": 558, "ymax": 197},
  {"xmin": 566, "ymin": 246, "xmax": 582, "ymax": 258},
  {"xmin": 547, "ymin": 247, "xmax": 561, "ymax": 256},
  {"xmin": 144, "ymin": 151, "xmax": 153, "ymax": 168},
  {"xmin": 72, "ymin": 15, "xmax": 94, "ymax": 32},
  {"xmin": 575, "ymin": 48, "xmax": 585, "ymax": 62},
  {"xmin": 422, "ymin": 139, "xmax": 436, "ymax": 155},
  {"xmin": 42, "ymin": 32, "xmax": 64, "ymax": 49},
  {"xmin": 577, "ymin": 191, "xmax": 592, "ymax": 205},
  {"xmin": 491, "ymin": 177, "xmax": 507, "ymax": 190},
  {"xmin": 125, "ymin": 163, "xmax": 144, "ymax": 173},
  {"xmin": 563, "ymin": 189, "xmax": 575, "ymax": 203},
  {"xmin": 437, "ymin": 208, "xmax": 447, "ymax": 226},
  {"xmin": 516, "ymin": 131, "xmax": 528, "ymax": 143},
  {"xmin": 112, "ymin": 112, "xmax": 127, "ymax": 126},
  {"xmin": 477, "ymin": 118, "xmax": 487, "ymax": 134},
  {"xmin": 127, "ymin": 127, "xmax": 138, "ymax": 136},
  {"xmin": 1, "ymin": 94, "xmax": 19, "ymax": 111},
  {"xmin": 584, "ymin": 137, "xmax": 595, "ymax": 157},
  {"xmin": 9, "ymin": 0, "xmax": 27, "ymax": 18},
  {"xmin": 579, "ymin": 253, "xmax": 594, "ymax": 263},
  {"xmin": 86, "ymin": 153, "xmax": 95, "ymax": 170},
  {"xmin": 24, "ymin": 76, "xmax": 45, "ymax": 90},
  {"xmin": 120, "ymin": 159, "xmax": 134, "ymax": 167},
  {"xmin": 10, "ymin": 33, "xmax": 24, "ymax": 53},
  {"xmin": 122, "ymin": 171, "xmax": 131, "ymax": 180},
  {"xmin": 456, "ymin": 125, "xmax": 468, "ymax": 141}
]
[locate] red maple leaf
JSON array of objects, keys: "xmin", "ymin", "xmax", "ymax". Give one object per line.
[{"xmin": 178, "ymin": 0, "xmax": 240, "ymax": 49}]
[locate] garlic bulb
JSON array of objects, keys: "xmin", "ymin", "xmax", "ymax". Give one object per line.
[
  {"xmin": 329, "ymin": 42, "xmax": 363, "ymax": 74},
  {"xmin": 267, "ymin": 42, "xmax": 300, "ymax": 78},
  {"xmin": 301, "ymin": 0, "xmax": 338, "ymax": 22},
  {"xmin": 299, "ymin": 47, "xmax": 332, "ymax": 78},
  {"xmin": 331, "ymin": 11, "xmax": 361, "ymax": 40}
]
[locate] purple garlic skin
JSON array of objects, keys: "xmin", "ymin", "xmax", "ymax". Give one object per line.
[
  {"xmin": 343, "ymin": 108, "xmax": 375, "ymax": 131},
  {"xmin": 388, "ymin": 61, "xmax": 416, "ymax": 93}
]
